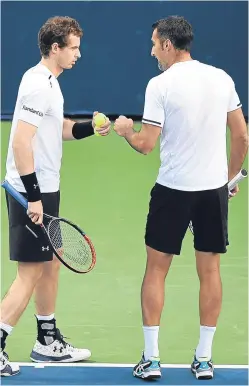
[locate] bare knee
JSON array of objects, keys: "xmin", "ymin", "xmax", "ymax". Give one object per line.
[
  {"xmin": 17, "ymin": 262, "xmax": 44, "ymax": 285},
  {"xmin": 42, "ymin": 256, "xmax": 61, "ymax": 277},
  {"xmin": 145, "ymin": 246, "xmax": 173, "ymax": 277},
  {"xmin": 195, "ymin": 251, "xmax": 221, "ymax": 280}
]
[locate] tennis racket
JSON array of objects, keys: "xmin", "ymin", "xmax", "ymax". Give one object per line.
[
  {"xmin": 1, "ymin": 180, "xmax": 96, "ymax": 274},
  {"xmin": 189, "ymin": 169, "xmax": 248, "ymax": 234}
]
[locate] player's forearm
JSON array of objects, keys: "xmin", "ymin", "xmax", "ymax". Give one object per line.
[
  {"xmin": 228, "ymin": 134, "xmax": 248, "ymax": 180},
  {"xmin": 124, "ymin": 130, "xmax": 151, "ymax": 155},
  {"xmin": 62, "ymin": 119, "xmax": 75, "ymax": 140},
  {"xmin": 12, "ymin": 139, "xmax": 35, "ymax": 176},
  {"xmin": 63, "ymin": 118, "xmax": 94, "ymax": 140},
  {"xmin": 13, "ymin": 138, "xmax": 42, "ymax": 201}
]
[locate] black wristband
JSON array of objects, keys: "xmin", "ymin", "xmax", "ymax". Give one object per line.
[
  {"xmin": 72, "ymin": 121, "xmax": 94, "ymax": 140},
  {"xmin": 20, "ymin": 172, "xmax": 41, "ymax": 202}
]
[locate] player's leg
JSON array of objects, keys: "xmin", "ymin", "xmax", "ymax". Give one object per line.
[
  {"xmin": 33, "ymin": 192, "xmax": 61, "ymax": 320},
  {"xmin": 31, "ymin": 192, "xmax": 91, "ymax": 363},
  {"xmin": 195, "ymin": 251, "xmax": 222, "ymax": 350},
  {"xmin": 34, "ymin": 256, "xmax": 61, "ymax": 317},
  {"xmin": 141, "ymin": 246, "xmax": 173, "ymax": 327},
  {"xmin": 1, "ymin": 192, "xmax": 46, "ymax": 376},
  {"xmin": 133, "ymin": 246, "xmax": 173, "ymax": 380},
  {"xmin": 32, "ymin": 192, "xmax": 61, "ymax": 352},
  {"xmin": 133, "ymin": 184, "xmax": 192, "ymax": 380},
  {"xmin": 190, "ymin": 184, "xmax": 228, "ymax": 380},
  {"xmin": 1, "ymin": 262, "xmax": 44, "ymax": 376}
]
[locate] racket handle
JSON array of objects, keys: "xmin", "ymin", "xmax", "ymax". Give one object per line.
[
  {"xmin": 1, "ymin": 180, "xmax": 28, "ymax": 209},
  {"xmin": 228, "ymin": 169, "xmax": 248, "ymax": 191}
]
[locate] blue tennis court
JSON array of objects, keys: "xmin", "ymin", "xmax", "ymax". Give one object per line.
[{"xmin": 1, "ymin": 363, "xmax": 248, "ymax": 385}]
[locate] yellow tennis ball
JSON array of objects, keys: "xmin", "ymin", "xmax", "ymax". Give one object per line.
[
  {"xmin": 93, "ymin": 113, "xmax": 107, "ymax": 136},
  {"xmin": 94, "ymin": 113, "xmax": 107, "ymax": 127}
]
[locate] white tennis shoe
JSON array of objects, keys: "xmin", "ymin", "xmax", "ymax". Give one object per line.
[{"xmin": 30, "ymin": 328, "xmax": 91, "ymax": 363}]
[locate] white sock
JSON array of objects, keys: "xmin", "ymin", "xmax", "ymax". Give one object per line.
[
  {"xmin": 36, "ymin": 313, "xmax": 55, "ymax": 321},
  {"xmin": 0, "ymin": 322, "xmax": 13, "ymax": 335},
  {"xmin": 196, "ymin": 325, "xmax": 216, "ymax": 360},
  {"xmin": 143, "ymin": 326, "xmax": 159, "ymax": 360}
]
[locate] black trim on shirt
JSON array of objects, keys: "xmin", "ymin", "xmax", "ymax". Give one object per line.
[
  {"xmin": 142, "ymin": 117, "xmax": 162, "ymax": 125},
  {"xmin": 229, "ymin": 103, "xmax": 242, "ymax": 112}
]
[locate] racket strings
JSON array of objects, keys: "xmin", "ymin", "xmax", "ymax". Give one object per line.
[{"xmin": 48, "ymin": 219, "xmax": 93, "ymax": 271}]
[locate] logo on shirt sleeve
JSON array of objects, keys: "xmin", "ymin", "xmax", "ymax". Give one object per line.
[{"xmin": 22, "ymin": 105, "xmax": 43, "ymax": 117}]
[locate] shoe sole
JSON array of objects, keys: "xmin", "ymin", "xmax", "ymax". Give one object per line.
[
  {"xmin": 133, "ymin": 370, "xmax": 161, "ymax": 379},
  {"xmin": 1, "ymin": 369, "xmax": 20, "ymax": 377},
  {"xmin": 30, "ymin": 352, "xmax": 91, "ymax": 363},
  {"xmin": 191, "ymin": 367, "xmax": 213, "ymax": 380}
]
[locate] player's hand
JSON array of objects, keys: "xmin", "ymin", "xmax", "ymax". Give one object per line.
[
  {"xmin": 27, "ymin": 200, "xmax": 43, "ymax": 225},
  {"xmin": 92, "ymin": 111, "xmax": 111, "ymax": 136},
  {"xmin": 229, "ymin": 184, "xmax": 239, "ymax": 199},
  {"xmin": 113, "ymin": 116, "xmax": 134, "ymax": 137}
]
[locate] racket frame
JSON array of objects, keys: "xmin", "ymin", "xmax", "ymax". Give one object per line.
[{"xmin": 1, "ymin": 180, "xmax": 96, "ymax": 274}]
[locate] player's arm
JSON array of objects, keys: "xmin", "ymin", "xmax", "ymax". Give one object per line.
[
  {"xmin": 13, "ymin": 120, "xmax": 43, "ymax": 224},
  {"xmin": 114, "ymin": 118, "xmax": 161, "ymax": 154},
  {"xmin": 12, "ymin": 120, "xmax": 37, "ymax": 175},
  {"xmin": 63, "ymin": 113, "xmax": 111, "ymax": 140},
  {"xmin": 114, "ymin": 78, "xmax": 164, "ymax": 154},
  {"xmin": 62, "ymin": 118, "xmax": 93, "ymax": 140},
  {"xmin": 227, "ymin": 83, "xmax": 248, "ymax": 181},
  {"xmin": 12, "ymin": 83, "xmax": 49, "ymax": 223},
  {"xmin": 227, "ymin": 108, "xmax": 248, "ymax": 180}
]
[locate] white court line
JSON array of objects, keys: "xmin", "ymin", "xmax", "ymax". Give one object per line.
[{"xmin": 14, "ymin": 362, "xmax": 249, "ymax": 369}]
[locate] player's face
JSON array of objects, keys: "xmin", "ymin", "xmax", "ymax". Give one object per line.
[
  {"xmin": 57, "ymin": 34, "xmax": 81, "ymax": 69},
  {"xmin": 151, "ymin": 29, "xmax": 169, "ymax": 71}
]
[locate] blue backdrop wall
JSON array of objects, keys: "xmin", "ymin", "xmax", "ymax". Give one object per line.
[{"xmin": 1, "ymin": 1, "xmax": 248, "ymax": 118}]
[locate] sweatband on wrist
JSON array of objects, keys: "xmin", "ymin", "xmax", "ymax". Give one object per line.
[
  {"xmin": 72, "ymin": 121, "xmax": 94, "ymax": 140},
  {"xmin": 20, "ymin": 172, "xmax": 41, "ymax": 202}
]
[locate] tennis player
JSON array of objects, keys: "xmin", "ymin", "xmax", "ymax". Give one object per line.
[
  {"xmin": 113, "ymin": 16, "xmax": 248, "ymax": 380},
  {"xmin": 0, "ymin": 16, "xmax": 111, "ymax": 376}
]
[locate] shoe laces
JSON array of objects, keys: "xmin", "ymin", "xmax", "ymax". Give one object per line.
[
  {"xmin": 1, "ymin": 351, "xmax": 8, "ymax": 365},
  {"xmin": 55, "ymin": 328, "xmax": 73, "ymax": 350}
]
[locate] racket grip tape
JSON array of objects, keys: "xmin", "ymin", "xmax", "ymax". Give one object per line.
[{"xmin": 228, "ymin": 169, "xmax": 248, "ymax": 191}]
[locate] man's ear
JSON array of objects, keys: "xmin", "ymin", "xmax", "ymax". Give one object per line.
[{"xmin": 51, "ymin": 42, "xmax": 59, "ymax": 53}]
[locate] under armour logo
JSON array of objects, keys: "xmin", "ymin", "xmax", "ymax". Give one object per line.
[
  {"xmin": 42, "ymin": 246, "xmax": 50, "ymax": 251},
  {"xmin": 33, "ymin": 183, "xmax": 39, "ymax": 190},
  {"xmin": 47, "ymin": 331, "xmax": 55, "ymax": 336}
]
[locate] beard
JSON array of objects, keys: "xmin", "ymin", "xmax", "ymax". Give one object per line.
[{"xmin": 158, "ymin": 61, "xmax": 167, "ymax": 72}]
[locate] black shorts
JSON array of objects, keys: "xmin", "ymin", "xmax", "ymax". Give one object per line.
[
  {"xmin": 6, "ymin": 191, "xmax": 60, "ymax": 263},
  {"xmin": 145, "ymin": 183, "xmax": 228, "ymax": 255}
]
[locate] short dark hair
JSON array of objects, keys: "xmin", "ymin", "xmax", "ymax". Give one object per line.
[
  {"xmin": 152, "ymin": 16, "xmax": 193, "ymax": 52},
  {"xmin": 38, "ymin": 16, "xmax": 83, "ymax": 58}
]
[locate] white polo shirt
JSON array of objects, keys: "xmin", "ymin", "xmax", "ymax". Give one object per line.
[
  {"xmin": 5, "ymin": 63, "xmax": 64, "ymax": 193},
  {"xmin": 142, "ymin": 60, "xmax": 242, "ymax": 191}
]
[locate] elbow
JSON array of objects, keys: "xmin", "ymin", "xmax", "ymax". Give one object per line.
[
  {"xmin": 12, "ymin": 137, "xmax": 30, "ymax": 153},
  {"xmin": 237, "ymin": 133, "xmax": 249, "ymax": 149},
  {"xmin": 137, "ymin": 138, "xmax": 154, "ymax": 155},
  {"xmin": 232, "ymin": 131, "xmax": 248, "ymax": 143},
  {"xmin": 244, "ymin": 134, "xmax": 249, "ymax": 148},
  {"xmin": 13, "ymin": 139, "xmax": 22, "ymax": 150},
  {"xmin": 12, "ymin": 140, "xmax": 22, "ymax": 152},
  {"xmin": 142, "ymin": 148, "xmax": 152, "ymax": 155},
  {"xmin": 141, "ymin": 144, "xmax": 154, "ymax": 155}
]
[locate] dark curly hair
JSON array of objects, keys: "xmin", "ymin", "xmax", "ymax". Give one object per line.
[
  {"xmin": 152, "ymin": 16, "xmax": 193, "ymax": 52},
  {"xmin": 38, "ymin": 16, "xmax": 83, "ymax": 57}
]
